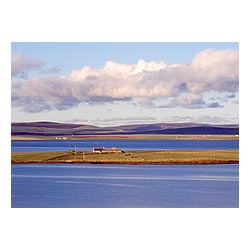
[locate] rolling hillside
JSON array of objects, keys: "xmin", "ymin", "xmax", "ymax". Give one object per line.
[{"xmin": 11, "ymin": 121, "xmax": 239, "ymax": 136}]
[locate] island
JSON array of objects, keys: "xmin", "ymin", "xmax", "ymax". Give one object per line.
[{"xmin": 11, "ymin": 149, "xmax": 239, "ymax": 165}]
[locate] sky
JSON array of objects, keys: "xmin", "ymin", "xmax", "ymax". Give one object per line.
[{"xmin": 11, "ymin": 42, "xmax": 239, "ymax": 126}]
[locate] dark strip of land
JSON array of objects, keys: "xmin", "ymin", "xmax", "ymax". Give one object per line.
[
  {"xmin": 11, "ymin": 150, "xmax": 239, "ymax": 165},
  {"xmin": 11, "ymin": 134, "xmax": 239, "ymax": 140}
]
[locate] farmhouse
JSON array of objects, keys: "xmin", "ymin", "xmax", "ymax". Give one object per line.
[
  {"xmin": 92, "ymin": 147, "xmax": 124, "ymax": 153},
  {"xmin": 92, "ymin": 147, "xmax": 105, "ymax": 153}
]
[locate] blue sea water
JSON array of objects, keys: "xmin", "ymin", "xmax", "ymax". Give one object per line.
[
  {"xmin": 11, "ymin": 140, "xmax": 239, "ymax": 208},
  {"xmin": 11, "ymin": 163, "xmax": 239, "ymax": 208},
  {"xmin": 11, "ymin": 139, "xmax": 239, "ymax": 152}
]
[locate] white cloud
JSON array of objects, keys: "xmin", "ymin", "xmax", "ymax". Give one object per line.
[
  {"xmin": 187, "ymin": 48, "xmax": 239, "ymax": 93},
  {"xmin": 167, "ymin": 115, "xmax": 238, "ymax": 124},
  {"xmin": 92, "ymin": 116, "xmax": 156, "ymax": 126},
  {"xmin": 11, "ymin": 52, "xmax": 44, "ymax": 77},
  {"xmin": 12, "ymin": 48, "xmax": 239, "ymax": 112}
]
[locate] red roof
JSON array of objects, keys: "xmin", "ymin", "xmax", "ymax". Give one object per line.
[{"xmin": 93, "ymin": 147, "xmax": 104, "ymax": 151}]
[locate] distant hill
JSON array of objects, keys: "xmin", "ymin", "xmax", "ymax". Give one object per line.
[
  {"xmin": 11, "ymin": 121, "xmax": 239, "ymax": 136},
  {"xmin": 11, "ymin": 121, "xmax": 99, "ymax": 136},
  {"xmin": 139, "ymin": 126, "xmax": 239, "ymax": 135}
]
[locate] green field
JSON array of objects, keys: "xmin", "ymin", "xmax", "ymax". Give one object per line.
[{"xmin": 11, "ymin": 149, "xmax": 239, "ymax": 165}]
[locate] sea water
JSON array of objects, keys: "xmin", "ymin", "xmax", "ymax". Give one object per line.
[
  {"xmin": 11, "ymin": 139, "xmax": 239, "ymax": 152},
  {"xmin": 11, "ymin": 163, "xmax": 239, "ymax": 208}
]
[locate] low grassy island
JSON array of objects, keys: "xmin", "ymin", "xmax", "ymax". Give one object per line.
[{"xmin": 11, "ymin": 149, "xmax": 239, "ymax": 165}]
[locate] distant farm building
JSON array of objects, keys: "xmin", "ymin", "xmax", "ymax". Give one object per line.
[
  {"xmin": 69, "ymin": 147, "xmax": 124, "ymax": 154},
  {"xmin": 55, "ymin": 136, "xmax": 68, "ymax": 140},
  {"xmin": 92, "ymin": 147, "xmax": 105, "ymax": 153},
  {"xmin": 109, "ymin": 147, "xmax": 124, "ymax": 153},
  {"xmin": 92, "ymin": 147, "xmax": 124, "ymax": 153}
]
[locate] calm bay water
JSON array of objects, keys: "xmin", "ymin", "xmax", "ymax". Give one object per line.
[
  {"xmin": 11, "ymin": 163, "xmax": 239, "ymax": 208},
  {"xmin": 11, "ymin": 139, "xmax": 239, "ymax": 152},
  {"xmin": 11, "ymin": 140, "xmax": 239, "ymax": 208}
]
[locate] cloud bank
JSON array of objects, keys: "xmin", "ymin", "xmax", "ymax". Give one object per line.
[
  {"xmin": 12, "ymin": 48, "xmax": 239, "ymax": 112},
  {"xmin": 158, "ymin": 93, "xmax": 224, "ymax": 109}
]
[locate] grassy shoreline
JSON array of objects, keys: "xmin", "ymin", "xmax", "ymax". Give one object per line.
[{"xmin": 11, "ymin": 150, "xmax": 239, "ymax": 165}]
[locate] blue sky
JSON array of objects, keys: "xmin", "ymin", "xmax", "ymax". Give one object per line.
[
  {"xmin": 12, "ymin": 42, "xmax": 239, "ymax": 71},
  {"xmin": 11, "ymin": 42, "xmax": 239, "ymax": 126}
]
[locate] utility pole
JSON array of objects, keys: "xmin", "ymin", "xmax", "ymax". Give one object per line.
[{"xmin": 82, "ymin": 151, "xmax": 86, "ymax": 161}]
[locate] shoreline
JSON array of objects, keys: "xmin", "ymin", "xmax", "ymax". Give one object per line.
[{"xmin": 11, "ymin": 161, "xmax": 239, "ymax": 165}]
